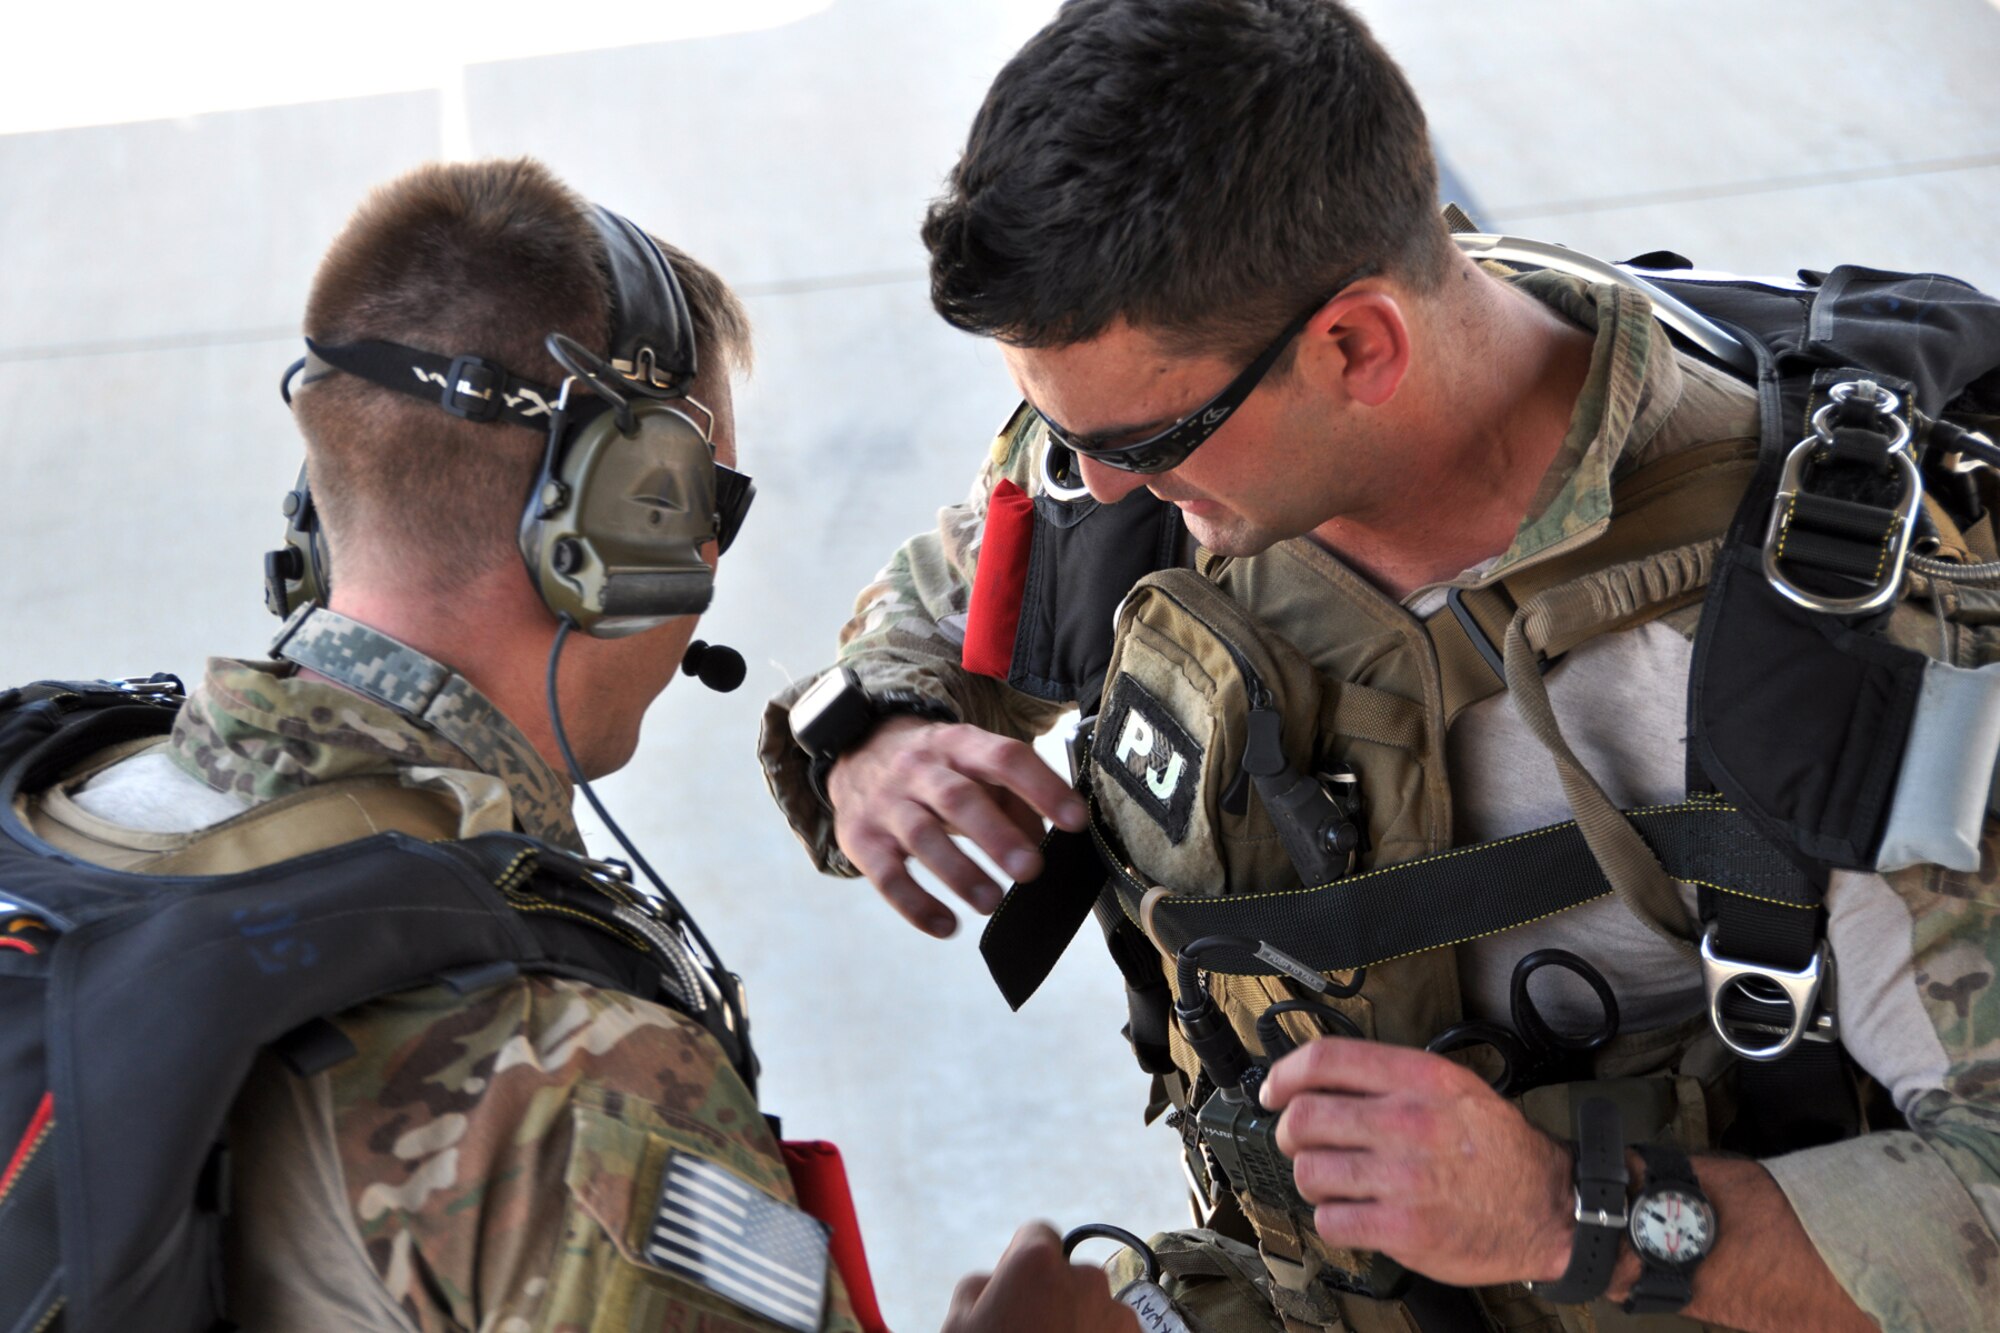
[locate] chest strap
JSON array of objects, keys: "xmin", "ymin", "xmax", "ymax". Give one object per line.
[
  {"xmin": 1099, "ymin": 799, "xmax": 1813, "ymax": 978},
  {"xmin": 983, "ymin": 793, "xmax": 1813, "ymax": 1010}
]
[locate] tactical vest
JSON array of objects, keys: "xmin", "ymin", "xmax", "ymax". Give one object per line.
[
  {"xmin": 980, "ymin": 260, "xmax": 2000, "ymax": 1333},
  {"xmin": 0, "ymin": 678, "xmax": 752, "ymax": 1333}
]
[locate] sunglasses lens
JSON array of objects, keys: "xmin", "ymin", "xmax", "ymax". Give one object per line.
[
  {"xmin": 1053, "ymin": 424, "xmax": 1198, "ymax": 475},
  {"xmin": 713, "ymin": 465, "xmax": 755, "ymax": 554}
]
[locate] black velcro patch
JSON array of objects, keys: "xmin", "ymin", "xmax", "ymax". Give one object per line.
[{"xmin": 1093, "ymin": 675, "xmax": 1202, "ymax": 843}]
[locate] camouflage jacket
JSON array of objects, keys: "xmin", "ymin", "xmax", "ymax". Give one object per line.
[
  {"xmin": 756, "ymin": 273, "xmax": 2000, "ymax": 1329},
  {"xmin": 52, "ymin": 643, "xmax": 861, "ymax": 1333}
]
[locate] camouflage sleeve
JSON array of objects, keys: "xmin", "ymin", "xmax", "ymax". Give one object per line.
[
  {"xmin": 1761, "ymin": 862, "xmax": 2000, "ymax": 1330},
  {"xmin": 758, "ymin": 403, "xmax": 1076, "ymax": 876},
  {"xmin": 325, "ymin": 976, "xmax": 863, "ymax": 1333}
]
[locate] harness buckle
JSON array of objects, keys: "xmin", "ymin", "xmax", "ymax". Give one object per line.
[
  {"xmin": 112, "ymin": 673, "xmax": 186, "ymax": 704},
  {"xmin": 1761, "ymin": 378, "xmax": 1923, "ymax": 616},
  {"xmin": 1699, "ymin": 924, "xmax": 1837, "ymax": 1062},
  {"xmin": 441, "ymin": 354, "xmax": 503, "ymax": 421}
]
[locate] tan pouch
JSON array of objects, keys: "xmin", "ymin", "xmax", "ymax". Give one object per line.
[{"xmin": 1090, "ymin": 568, "xmax": 1330, "ymax": 900}]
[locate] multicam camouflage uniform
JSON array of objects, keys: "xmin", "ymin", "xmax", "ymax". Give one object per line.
[
  {"xmin": 27, "ymin": 632, "xmax": 860, "ymax": 1333},
  {"xmin": 757, "ymin": 273, "xmax": 2000, "ymax": 1330}
]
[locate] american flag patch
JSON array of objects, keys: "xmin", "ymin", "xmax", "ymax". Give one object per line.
[{"xmin": 645, "ymin": 1151, "xmax": 830, "ymax": 1332}]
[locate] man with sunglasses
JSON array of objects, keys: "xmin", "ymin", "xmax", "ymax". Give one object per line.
[{"xmin": 762, "ymin": 2, "xmax": 2000, "ymax": 1331}]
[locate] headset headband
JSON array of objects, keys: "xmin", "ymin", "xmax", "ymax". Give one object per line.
[{"xmin": 294, "ymin": 205, "xmax": 695, "ymax": 423}]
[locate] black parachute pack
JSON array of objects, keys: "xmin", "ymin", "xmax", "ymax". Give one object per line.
[
  {"xmin": 0, "ymin": 677, "xmax": 745, "ymax": 1333},
  {"xmin": 979, "ymin": 250, "xmax": 2000, "ymax": 1158}
]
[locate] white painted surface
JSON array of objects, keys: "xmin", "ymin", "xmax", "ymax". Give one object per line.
[{"xmin": 5, "ymin": 2, "xmax": 2000, "ymax": 1327}]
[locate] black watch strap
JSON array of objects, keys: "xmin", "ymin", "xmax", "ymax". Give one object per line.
[
  {"xmin": 800, "ymin": 683, "xmax": 958, "ymax": 807},
  {"xmin": 1533, "ymin": 1096, "xmax": 1628, "ymax": 1305},
  {"xmin": 1624, "ymin": 1144, "xmax": 1707, "ymax": 1316}
]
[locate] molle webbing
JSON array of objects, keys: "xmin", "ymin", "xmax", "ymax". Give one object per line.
[{"xmin": 1109, "ymin": 801, "xmax": 1815, "ymax": 978}]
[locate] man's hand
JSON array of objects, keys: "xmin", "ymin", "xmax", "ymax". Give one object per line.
[
  {"xmin": 941, "ymin": 1223, "xmax": 1139, "ymax": 1333},
  {"xmin": 1261, "ymin": 1037, "xmax": 1575, "ymax": 1287},
  {"xmin": 826, "ymin": 716, "xmax": 1086, "ymax": 937}
]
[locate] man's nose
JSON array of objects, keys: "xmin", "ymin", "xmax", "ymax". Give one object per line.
[{"xmin": 1076, "ymin": 454, "xmax": 1156, "ymax": 505}]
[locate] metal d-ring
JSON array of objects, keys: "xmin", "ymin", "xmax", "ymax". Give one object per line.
[
  {"xmin": 1809, "ymin": 398, "xmax": 1913, "ymax": 457},
  {"xmin": 1040, "ymin": 436, "xmax": 1095, "ymax": 501},
  {"xmin": 1699, "ymin": 925, "xmax": 1833, "ymax": 1062},
  {"xmin": 1762, "ymin": 433, "xmax": 1923, "ymax": 615}
]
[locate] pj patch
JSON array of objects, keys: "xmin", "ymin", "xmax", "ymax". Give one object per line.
[
  {"xmin": 1094, "ymin": 676, "xmax": 1202, "ymax": 843},
  {"xmin": 644, "ymin": 1151, "xmax": 831, "ymax": 1332}
]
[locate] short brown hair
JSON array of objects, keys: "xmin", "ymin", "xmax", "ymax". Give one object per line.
[
  {"xmin": 923, "ymin": 0, "xmax": 1452, "ymax": 359},
  {"xmin": 295, "ymin": 157, "xmax": 750, "ymax": 595}
]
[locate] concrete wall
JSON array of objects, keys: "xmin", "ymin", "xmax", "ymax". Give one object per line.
[{"xmin": 5, "ymin": 2, "xmax": 1998, "ymax": 1326}]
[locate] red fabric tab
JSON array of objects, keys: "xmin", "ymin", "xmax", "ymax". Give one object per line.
[
  {"xmin": 962, "ymin": 478, "xmax": 1036, "ymax": 679},
  {"xmin": 782, "ymin": 1139, "xmax": 890, "ymax": 1332}
]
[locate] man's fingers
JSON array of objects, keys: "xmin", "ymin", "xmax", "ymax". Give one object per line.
[
  {"xmin": 997, "ymin": 789, "xmax": 1048, "ymax": 847},
  {"xmin": 909, "ymin": 769, "xmax": 1045, "ymax": 885},
  {"xmin": 843, "ymin": 833, "xmax": 957, "ymax": 937},
  {"xmin": 957, "ymin": 732, "xmax": 1088, "ymax": 830},
  {"xmin": 902, "ymin": 821, "xmax": 1006, "ymax": 914},
  {"xmin": 1262, "ymin": 1035, "xmax": 1465, "ymax": 1107},
  {"xmin": 1311, "ymin": 1200, "xmax": 1413, "ymax": 1256},
  {"xmin": 946, "ymin": 1273, "xmax": 991, "ymax": 1324},
  {"xmin": 1275, "ymin": 1090, "xmax": 1442, "ymax": 1158},
  {"xmin": 1290, "ymin": 1146, "xmax": 1413, "ymax": 1204}
]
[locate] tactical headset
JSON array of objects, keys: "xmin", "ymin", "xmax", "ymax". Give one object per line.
[{"xmin": 268, "ymin": 204, "xmax": 754, "ymax": 638}]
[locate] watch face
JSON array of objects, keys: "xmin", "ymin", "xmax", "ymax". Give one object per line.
[{"xmin": 1629, "ymin": 1188, "xmax": 1716, "ymax": 1265}]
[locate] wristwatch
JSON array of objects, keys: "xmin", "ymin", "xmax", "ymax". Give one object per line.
[
  {"xmin": 1530, "ymin": 1096, "xmax": 1627, "ymax": 1305},
  {"xmin": 788, "ymin": 667, "xmax": 957, "ymax": 800},
  {"xmin": 1623, "ymin": 1143, "xmax": 1716, "ymax": 1315}
]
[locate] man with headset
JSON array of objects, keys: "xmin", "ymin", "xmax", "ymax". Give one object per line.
[
  {"xmin": 14, "ymin": 158, "xmax": 1134, "ymax": 1332},
  {"xmin": 760, "ymin": 2, "xmax": 2000, "ymax": 1330}
]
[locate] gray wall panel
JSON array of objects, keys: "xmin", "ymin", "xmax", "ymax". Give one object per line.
[{"xmin": 0, "ymin": 94, "xmax": 441, "ymax": 350}]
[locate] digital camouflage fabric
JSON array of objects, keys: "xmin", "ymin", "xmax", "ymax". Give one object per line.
[
  {"xmin": 140, "ymin": 654, "xmax": 858, "ymax": 1331},
  {"xmin": 169, "ymin": 648, "xmax": 584, "ymax": 851}
]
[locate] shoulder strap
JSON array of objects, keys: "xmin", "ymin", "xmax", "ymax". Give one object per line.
[
  {"xmin": 141, "ymin": 778, "xmax": 464, "ymax": 875},
  {"xmin": 1425, "ymin": 437, "xmax": 1757, "ymax": 723}
]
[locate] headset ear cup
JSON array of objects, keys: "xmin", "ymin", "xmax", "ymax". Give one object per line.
[
  {"xmin": 519, "ymin": 400, "xmax": 720, "ymax": 637},
  {"xmin": 264, "ymin": 465, "xmax": 330, "ymax": 618}
]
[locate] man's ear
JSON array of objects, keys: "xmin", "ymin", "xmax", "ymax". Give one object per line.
[{"xmin": 1299, "ymin": 288, "xmax": 1411, "ymax": 409}]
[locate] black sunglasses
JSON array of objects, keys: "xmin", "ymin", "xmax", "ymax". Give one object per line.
[
  {"xmin": 714, "ymin": 463, "xmax": 755, "ymax": 555},
  {"xmin": 1035, "ymin": 276, "xmax": 1366, "ymax": 475}
]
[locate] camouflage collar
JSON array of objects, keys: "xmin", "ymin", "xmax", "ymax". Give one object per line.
[
  {"xmin": 1478, "ymin": 270, "xmax": 1688, "ymax": 583},
  {"xmin": 165, "ymin": 608, "xmax": 580, "ymax": 848}
]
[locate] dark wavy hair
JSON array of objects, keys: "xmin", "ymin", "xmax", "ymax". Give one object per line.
[{"xmin": 923, "ymin": 0, "xmax": 1451, "ymax": 358}]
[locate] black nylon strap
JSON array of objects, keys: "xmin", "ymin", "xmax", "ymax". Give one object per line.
[
  {"xmin": 979, "ymin": 826, "xmax": 1109, "ymax": 1010},
  {"xmin": 304, "ymin": 338, "xmax": 566, "ymax": 433},
  {"xmin": 1121, "ymin": 803, "xmax": 1815, "ymax": 980},
  {"xmin": 979, "ymin": 798, "xmax": 1817, "ymax": 1008},
  {"xmin": 1535, "ymin": 1097, "xmax": 1627, "ymax": 1305},
  {"xmin": 1093, "ymin": 897, "xmax": 1177, "ymax": 1075}
]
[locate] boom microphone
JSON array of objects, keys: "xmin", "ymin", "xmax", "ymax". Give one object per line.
[{"xmin": 683, "ymin": 640, "xmax": 747, "ymax": 693}]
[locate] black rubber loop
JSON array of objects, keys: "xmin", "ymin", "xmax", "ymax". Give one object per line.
[
  {"xmin": 1511, "ymin": 949, "xmax": 1621, "ymax": 1054},
  {"xmin": 1062, "ymin": 1223, "xmax": 1160, "ymax": 1284}
]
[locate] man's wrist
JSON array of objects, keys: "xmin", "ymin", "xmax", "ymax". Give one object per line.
[
  {"xmin": 1530, "ymin": 1138, "xmax": 1580, "ymax": 1282},
  {"xmin": 813, "ymin": 712, "xmax": 941, "ymax": 811},
  {"xmin": 1602, "ymin": 1149, "xmax": 1648, "ymax": 1302}
]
